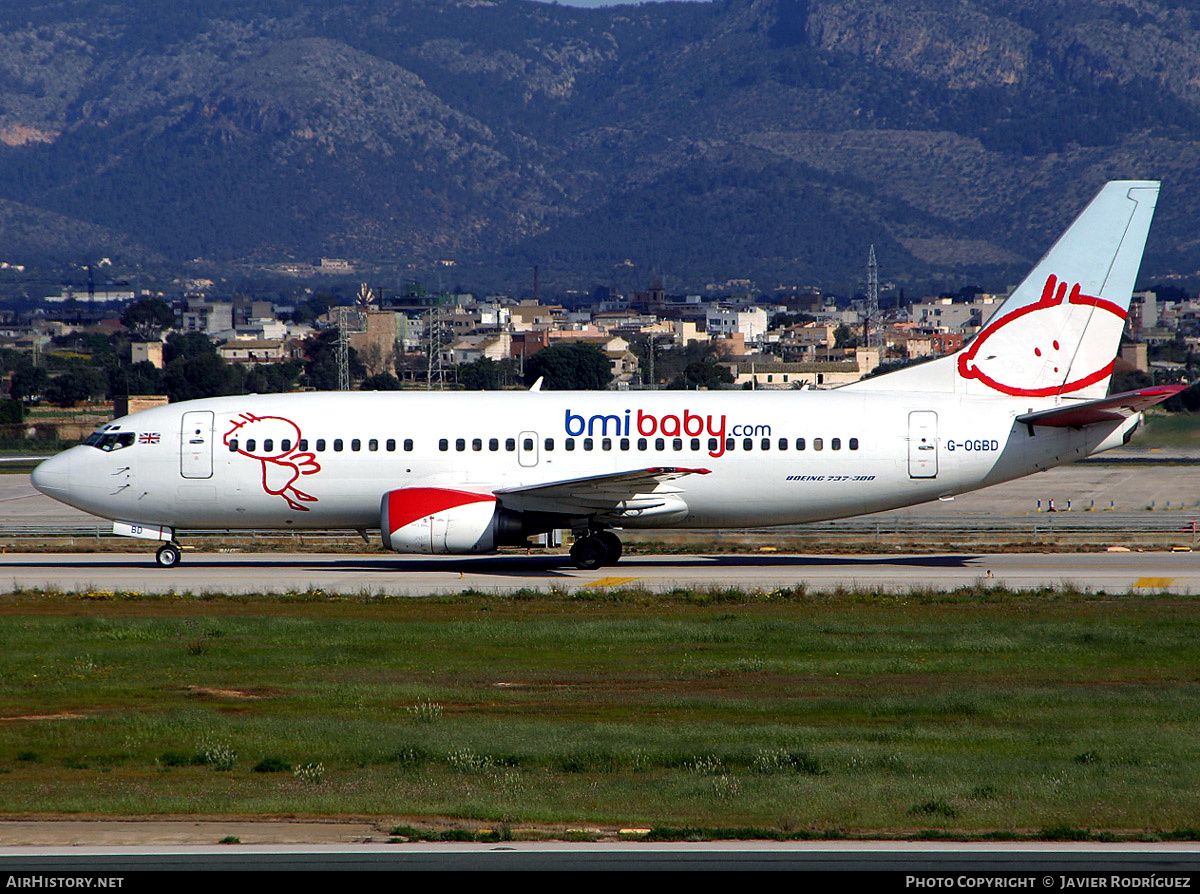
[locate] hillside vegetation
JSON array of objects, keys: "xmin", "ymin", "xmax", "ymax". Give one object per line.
[{"xmin": 0, "ymin": 0, "xmax": 1197, "ymax": 289}]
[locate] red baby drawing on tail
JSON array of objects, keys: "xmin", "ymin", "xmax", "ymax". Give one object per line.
[
  {"xmin": 956, "ymin": 274, "xmax": 1127, "ymax": 398},
  {"xmin": 223, "ymin": 413, "xmax": 321, "ymax": 511}
]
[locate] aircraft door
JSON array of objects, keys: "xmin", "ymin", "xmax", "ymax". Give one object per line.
[
  {"xmin": 518, "ymin": 431, "xmax": 538, "ymax": 468},
  {"xmin": 908, "ymin": 410, "xmax": 938, "ymax": 479},
  {"xmin": 180, "ymin": 410, "xmax": 214, "ymax": 479}
]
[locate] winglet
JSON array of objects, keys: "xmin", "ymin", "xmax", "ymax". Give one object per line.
[{"xmin": 529, "ymin": 377, "xmax": 544, "ymax": 392}]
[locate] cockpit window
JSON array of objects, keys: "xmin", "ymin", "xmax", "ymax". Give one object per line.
[{"xmin": 84, "ymin": 431, "xmax": 136, "ymax": 452}]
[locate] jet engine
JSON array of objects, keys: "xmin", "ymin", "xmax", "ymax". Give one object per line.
[{"xmin": 380, "ymin": 487, "xmax": 530, "ymax": 554}]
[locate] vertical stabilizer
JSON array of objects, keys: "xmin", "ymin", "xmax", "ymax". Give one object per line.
[{"xmin": 849, "ymin": 181, "xmax": 1159, "ymax": 399}]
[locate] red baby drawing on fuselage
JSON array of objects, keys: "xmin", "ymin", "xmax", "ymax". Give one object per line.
[
  {"xmin": 223, "ymin": 413, "xmax": 321, "ymax": 511},
  {"xmin": 956, "ymin": 274, "xmax": 1128, "ymax": 397}
]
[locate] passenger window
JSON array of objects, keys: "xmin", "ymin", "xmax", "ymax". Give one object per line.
[
  {"xmin": 505, "ymin": 438, "xmax": 516, "ymax": 451},
  {"xmin": 544, "ymin": 438, "xmax": 554, "ymax": 451},
  {"xmin": 438, "ymin": 439, "xmax": 448, "ymax": 452},
  {"xmin": 472, "ymin": 438, "xmax": 482, "ymax": 451},
  {"xmin": 778, "ymin": 438, "xmax": 788, "ymax": 451},
  {"xmin": 796, "ymin": 438, "xmax": 805, "ymax": 451},
  {"xmin": 317, "ymin": 439, "xmax": 326, "ymax": 452},
  {"xmin": 672, "ymin": 438, "xmax": 682, "ymax": 451},
  {"xmin": 351, "ymin": 439, "xmax": 361, "ymax": 452},
  {"xmin": 690, "ymin": 438, "xmax": 700, "ymax": 451},
  {"xmin": 849, "ymin": 438, "xmax": 859, "ymax": 450},
  {"xmin": 601, "ymin": 438, "xmax": 612, "ymax": 451},
  {"xmin": 368, "ymin": 439, "xmax": 378, "ymax": 452},
  {"xmin": 385, "ymin": 439, "xmax": 395, "ymax": 452},
  {"xmin": 655, "ymin": 438, "xmax": 665, "ymax": 450},
  {"xmin": 264, "ymin": 439, "xmax": 274, "ymax": 452},
  {"xmin": 298, "ymin": 439, "xmax": 308, "ymax": 451},
  {"xmin": 637, "ymin": 438, "xmax": 648, "ymax": 450},
  {"xmin": 404, "ymin": 439, "xmax": 413, "ymax": 452},
  {"xmin": 583, "ymin": 438, "xmax": 594, "ymax": 451},
  {"xmin": 814, "ymin": 438, "xmax": 824, "ymax": 451},
  {"xmin": 334, "ymin": 439, "xmax": 343, "ymax": 452},
  {"xmin": 832, "ymin": 438, "xmax": 841, "ymax": 450},
  {"xmin": 743, "ymin": 438, "xmax": 752, "ymax": 451},
  {"xmin": 620, "ymin": 438, "xmax": 630, "ymax": 451},
  {"xmin": 725, "ymin": 438, "xmax": 735, "ymax": 451},
  {"xmin": 455, "ymin": 438, "xmax": 466, "ymax": 451},
  {"xmin": 523, "ymin": 438, "xmax": 534, "ymax": 451},
  {"xmin": 228, "ymin": 439, "xmax": 238, "ymax": 452},
  {"xmin": 565, "ymin": 438, "xmax": 575, "ymax": 451},
  {"xmin": 489, "ymin": 438, "xmax": 499, "ymax": 451},
  {"xmin": 761, "ymin": 438, "xmax": 770, "ymax": 451},
  {"xmin": 246, "ymin": 439, "xmax": 256, "ymax": 452},
  {"xmin": 709, "ymin": 437, "xmax": 718, "ymax": 452},
  {"xmin": 281, "ymin": 439, "xmax": 291, "ymax": 452}
]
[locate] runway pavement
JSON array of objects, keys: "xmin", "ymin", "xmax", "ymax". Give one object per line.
[{"xmin": 4, "ymin": 549, "xmax": 1198, "ymax": 595}]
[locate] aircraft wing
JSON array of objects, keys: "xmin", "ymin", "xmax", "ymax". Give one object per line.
[
  {"xmin": 494, "ymin": 467, "xmax": 711, "ymax": 517},
  {"xmin": 1015, "ymin": 385, "xmax": 1187, "ymax": 428}
]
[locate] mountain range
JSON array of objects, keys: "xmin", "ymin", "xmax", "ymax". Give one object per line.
[{"xmin": 0, "ymin": 0, "xmax": 1198, "ymax": 293}]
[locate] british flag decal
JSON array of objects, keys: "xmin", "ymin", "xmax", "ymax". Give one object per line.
[{"xmin": 138, "ymin": 432, "xmax": 160, "ymax": 445}]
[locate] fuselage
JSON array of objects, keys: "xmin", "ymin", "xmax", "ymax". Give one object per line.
[{"xmin": 30, "ymin": 388, "xmax": 1131, "ymax": 534}]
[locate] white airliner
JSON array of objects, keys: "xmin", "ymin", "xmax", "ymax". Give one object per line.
[{"xmin": 31, "ymin": 181, "xmax": 1182, "ymax": 569}]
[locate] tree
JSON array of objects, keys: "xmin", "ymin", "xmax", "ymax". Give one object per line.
[
  {"xmin": 0, "ymin": 399, "xmax": 24, "ymax": 423},
  {"xmin": 244, "ymin": 361, "xmax": 303, "ymax": 394},
  {"xmin": 360, "ymin": 372, "xmax": 401, "ymax": 391},
  {"xmin": 523, "ymin": 343, "xmax": 611, "ymax": 390},
  {"xmin": 302, "ymin": 330, "xmax": 362, "ymax": 390},
  {"xmin": 46, "ymin": 367, "xmax": 107, "ymax": 407},
  {"xmin": 9, "ymin": 364, "xmax": 50, "ymax": 404},
  {"xmin": 668, "ymin": 359, "xmax": 734, "ymax": 390},
  {"xmin": 109, "ymin": 360, "xmax": 166, "ymax": 397},
  {"xmin": 120, "ymin": 297, "xmax": 175, "ymax": 340},
  {"xmin": 164, "ymin": 331, "xmax": 218, "ymax": 364},
  {"xmin": 457, "ymin": 357, "xmax": 503, "ymax": 390}
]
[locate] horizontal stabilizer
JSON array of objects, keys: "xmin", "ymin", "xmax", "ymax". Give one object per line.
[{"xmin": 1015, "ymin": 385, "xmax": 1186, "ymax": 428}]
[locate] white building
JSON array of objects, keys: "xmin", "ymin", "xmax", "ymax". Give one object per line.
[{"xmin": 705, "ymin": 307, "xmax": 768, "ymax": 344}]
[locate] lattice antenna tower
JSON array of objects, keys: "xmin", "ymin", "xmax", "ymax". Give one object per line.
[
  {"xmin": 865, "ymin": 244, "xmax": 880, "ymax": 348},
  {"xmin": 424, "ymin": 307, "xmax": 446, "ymax": 390},
  {"xmin": 336, "ymin": 296, "xmax": 368, "ymax": 391}
]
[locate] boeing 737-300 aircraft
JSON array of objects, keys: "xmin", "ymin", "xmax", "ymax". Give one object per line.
[{"xmin": 31, "ymin": 181, "xmax": 1184, "ymax": 569}]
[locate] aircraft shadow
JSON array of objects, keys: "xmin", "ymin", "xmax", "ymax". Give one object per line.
[{"xmin": 0, "ymin": 552, "xmax": 982, "ymax": 578}]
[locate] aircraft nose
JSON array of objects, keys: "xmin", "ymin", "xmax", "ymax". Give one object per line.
[{"xmin": 30, "ymin": 451, "xmax": 70, "ymax": 496}]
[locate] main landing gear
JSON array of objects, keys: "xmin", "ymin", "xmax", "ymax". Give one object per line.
[
  {"xmin": 569, "ymin": 530, "xmax": 623, "ymax": 570},
  {"xmin": 155, "ymin": 542, "xmax": 183, "ymax": 568}
]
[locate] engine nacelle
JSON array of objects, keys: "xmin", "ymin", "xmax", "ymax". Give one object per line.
[{"xmin": 381, "ymin": 487, "xmax": 511, "ymax": 554}]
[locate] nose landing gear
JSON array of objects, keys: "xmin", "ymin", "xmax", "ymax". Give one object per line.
[{"xmin": 569, "ymin": 529, "xmax": 623, "ymax": 570}]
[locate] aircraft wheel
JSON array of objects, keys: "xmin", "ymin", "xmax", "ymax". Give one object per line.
[
  {"xmin": 596, "ymin": 530, "xmax": 623, "ymax": 565},
  {"xmin": 570, "ymin": 536, "xmax": 607, "ymax": 571},
  {"xmin": 155, "ymin": 543, "xmax": 182, "ymax": 569}
]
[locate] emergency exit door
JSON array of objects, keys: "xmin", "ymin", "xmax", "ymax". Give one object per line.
[{"xmin": 908, "ymin": 411, "xmax": 938, "ymax": 479}]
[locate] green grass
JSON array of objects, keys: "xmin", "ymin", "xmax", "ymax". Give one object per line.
[
  {"xmin": 1135, "ymin": 411, "xmax": 1200, "ymax": 449},
  {"xmin": 1, "ymin": 585, "xmax": 1200, "ymax": 836}
]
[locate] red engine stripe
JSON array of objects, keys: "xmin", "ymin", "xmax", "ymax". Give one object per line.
[{"xmin": 386, "ymin": 488, "xmax": 496, "ymax": 533}]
